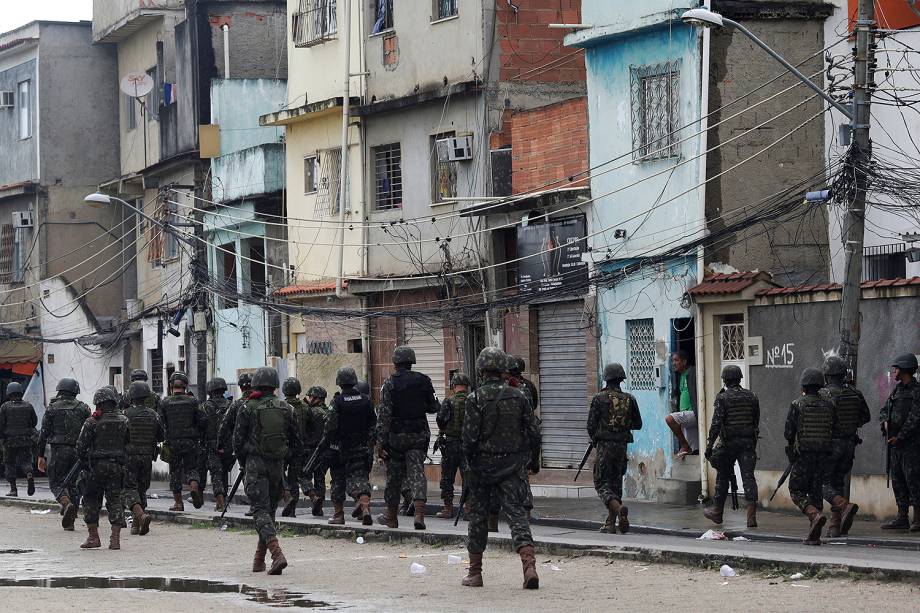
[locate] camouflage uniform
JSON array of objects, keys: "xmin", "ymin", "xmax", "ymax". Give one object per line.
[
  {"xmin": 586, "ymin": 382, "xmax": 642, "ymax": 508},
  {"xmin": 785, "ymin": 393, "xmax": 835, "ymax": 513},
  {"xmin": 77, "ymin": 406, "xmax": 130, "ymax": 528},
  {"xmin": 436, "ymin": 390, "xmax": 468, "ymax": 506},
  {"xmin": 880, "ymin": 379, "xmax": 920, "ymax": 514},
  {"xmin": 706, "ymin": 384, "xmax": 760, "ymax": 505},
  {"xmin": 38, "ymin": 393, "xmax": 91, "ymax": 505},
  {"xmin": 0, "ymin": 395, "xmax": 38, "ymax": 489},
  {"xmin": 123, "ymin": 398, "xmax": 165, "ymax": 511},
  {"xmin": 325, "ymin": 387, "xmax": 376, "ymax": 505},
  {"xmin": 159, "ymin": 392, "xmax": 205, "ymax": 494},
  {"xmin": 291, "ymin": 397, "xmax": 328, "ymax": 502},
  {"xmin": 200, "ymin": 395, "xmax": 232, "ymax": 497},
  {"xmin": 218, "ymin": 389, "xmax": 251, "ymax": 466},
  {"xmin": 821, "ymin": 381, "xmax": 870, "ymax": 504}
]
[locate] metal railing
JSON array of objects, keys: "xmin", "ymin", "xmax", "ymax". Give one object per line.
[{"xmin": 293, "ymin": 0, "xmax": 337, "ymax": 48}]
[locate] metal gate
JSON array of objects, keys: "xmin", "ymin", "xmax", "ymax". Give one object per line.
[
  {"xmin": 404, "ymin": 319, "xmax": 446, "ymax": 463},
  {"xmin": 537, "ymin": 301, "xmax": 589, "ymax": 468}
]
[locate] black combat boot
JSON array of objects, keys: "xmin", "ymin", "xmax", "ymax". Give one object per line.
[
  {"xmin": 881, "ymin": 508, "xmax": 910, "ymax": 530},
  {"xmin": 311, "ymin": 495, "xmax": 325, "ymax": 517},
  {"xmin": 803, "ymin": 505, "xmax": 826, "ymax": 546},
  {"xmin": 703, "ymin": 498, "xmax": 725, "ymax": 525},
  {"xmin": 462, "ymin": 552, "xmax": 483, "ymax": 587},
  {"xmin": 518, "ymin": 545, "xmax": 539, "ymax": 589},
  {"xmin": 6, "ymin": 480, "xmax": 17, "ymax": 497},
  {"xmin": 26, "ymin": 473, "xmax": 34, "ymax": 496}
]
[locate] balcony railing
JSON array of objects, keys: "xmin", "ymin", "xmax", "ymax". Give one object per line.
[{"xmin": 293, "ymin": 0, "xmax": 337, "ymax": 48}]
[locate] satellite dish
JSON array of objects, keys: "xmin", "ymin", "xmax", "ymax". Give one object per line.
[{"xmin": 119, "ymin": 72, "xmax": 154, "ymax": 98}]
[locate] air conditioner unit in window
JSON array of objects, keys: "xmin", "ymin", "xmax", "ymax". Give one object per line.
[
  {"xmin": 436, "ymin": 136, "xmax": 474, "ymax": 162},
  {"xmin": 0, "ymin": 91, "xmax": 13, "ymax": 108},
  {"xmin": 12, "ymin": 211, "xmax": 34, "ymax": 228}
]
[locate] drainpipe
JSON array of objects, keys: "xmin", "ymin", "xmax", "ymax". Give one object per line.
[
  {"xmin": 335, "ymin": 0, "xmax": 352, "ymax": 299},
  {"xmin": 222, "ymin": 25, "xmax": 230, "ymax": 77}
]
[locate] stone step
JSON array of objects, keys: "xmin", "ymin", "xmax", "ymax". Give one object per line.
[
  {"xmin": 529, "ymin": 485, "xmax": 597, "ymax": 499},
  {"xmin": 670, "ymin": 455, "xmax": 702, "ymax": 481},
  {"xmin": 656, "ymin": 477, "xmax": 703, "ymax": 506}
]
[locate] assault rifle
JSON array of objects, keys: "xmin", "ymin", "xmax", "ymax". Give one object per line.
[
  {"xmin": 884, "ymin": 422, "xmax": 892, "ymax": 489},
  {"xmin": 729, "ymin": 472, "xmax": 739, "ymax": 510},
  {"xmin": 53, "ymin": 459, "xmax": 83, "ymax": 502},
  {"xmin": 219, "ymin": 470, "xmax": 245, "ymax": 521},
  {"xmin": 769, "ymin": 463, "xmax": 794, "ymax": 502},
  {"xmin": 573, "ymin": 442, "xmax": 595, "ymax": 482},
  {"xmin": 454, "ymin": 486, "xmax": 469, "ymax": 526}
]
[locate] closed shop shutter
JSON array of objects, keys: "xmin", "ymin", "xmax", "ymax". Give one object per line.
[
  {"xmin": 538, "ymin": 301, "xmax": 589, "ymax": 468},
  {"xmin": 404, "ymin": 319, "xmax": 446, "ymax": 463}
]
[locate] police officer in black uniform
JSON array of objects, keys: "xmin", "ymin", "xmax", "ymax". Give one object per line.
[{"xmin": 0, "ymin": 381, "xmax": 37, "ymax": 497}]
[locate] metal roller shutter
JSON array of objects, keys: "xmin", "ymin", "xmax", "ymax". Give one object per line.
[
  {"xmin": 404, "ymin": 319, "xmax": 446, "ymax": 463},
  {"xmin": 538, "ymin": 301, "xmax": 589, "ymax": 468}
]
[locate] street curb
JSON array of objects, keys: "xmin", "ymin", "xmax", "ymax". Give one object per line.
[{"xmin": 3, "ymin": 496, "xmax": 919, "ymax": 583}]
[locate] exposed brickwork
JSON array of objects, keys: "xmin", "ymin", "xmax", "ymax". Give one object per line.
[
  {"xmin": 497, "ymin": 0, "xmax": 586, "ymax": 83},
  {"xmin": 509, "ymin": 97, "xmax": 588, "ymax": 194}
]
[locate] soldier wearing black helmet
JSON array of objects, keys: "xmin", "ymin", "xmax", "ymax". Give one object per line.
[
  {"xmin": 587, "ymin": 362, "xmax": 642, "ymax": 534},
  {"xmin": 280, "ymin": 377, "xmax": 307, "ymax": 517},
  {"xmin": 122, "ymin": 381, "xmax": 163, "ymax": 536},
  {"xmin": 820, "ymin": 356, "xmax": 870, "ymax": 536},
  {"xmin": 37, "ymin": 378, "xmax": 91, "ymax": 528},
  {"xmin": 159, "ymin": 371, "xmax": 206, "ymax": 511},
  {"xmin": 299, "ymin": 385, "xmax": 330, "ymax": 516},
  {"xmin": 784, "ymin": 367, "xmax": 836, "ymax": 545},
  {"xmin": 76, "ymin": 386, "xmax": 130, "ymax": 550},
  {"xmin": 0, "ymin": 381, "xmax": 38, "ymax": 497},
  {"xmin": 375, "ymin": 345, "xmax": 439, "ymax": 530},
  {"xmin": 125, "ymin": 369, "xmax": 160, "ymax": 414},
  {"xmin": 880, "ymin": 352, "xmax": 920, "ymax": 531},
  {"xmin": 509, "ymin": 357, "xmax": 539, "ymax": 413},
  {"xmin": 232, "ymin": 366, "xmax": 302, "ymax": 575},
  {"xmin": 434, "ymin": 373, "xmax": 472, "ymax": 519},
  {"xmin": 217, "ymin": 372, "xmax": 253, "ymax": 470},
  {"xmin": 703, "ymin": 365, "xmax": 760, "ymax": 528},
  {"xmin": 200, "ymin": 377, "xmax": 231, "ymax": 511}
]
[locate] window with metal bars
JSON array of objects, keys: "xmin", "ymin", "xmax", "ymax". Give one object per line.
[
  {"xmin": 630, "ymin": 60, "xmax": 680, "ymax": 161},
  {"xmin": 434, "ymin": 0, "xmax": 457, "ymax": 20},
  {"xmin": 720, "ymin": 321, "xmax": 745, "ymax": 362},
  {"xmin": 293, "ymin": 0, "xmax": 337, "ymax": 47},
  {"xmin": 374, "ymin": 143, "xmax": 403, "ymax": 210},
  {"xmin": 0, "ymin": 224, "xmax": 13, "ymax": 283},
  {"xmin": 627, "ymin": 318, "xmax": 656, "ymax": 391},
  {"xmin": 149, "ymin": 348, "xmax": 163, "ymax": 394},
  {"xmin": 315, "ymin": 148, "xmax": 342, "ymax": 216},
  {"xmin": 863, "ymin": 243, "xmax": 906, "ymax": 281},
  {"xmin": 432, "ymin": 131, "xmax": 458, "ymax": 203},
  {"xmin": 372, "ymin": 0, "xmax": 394, "ymax": 34}
]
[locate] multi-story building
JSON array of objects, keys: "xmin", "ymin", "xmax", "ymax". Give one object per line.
[{"xmin": 0, "ymin": 21, "xmax": 121, "ymax": 407}]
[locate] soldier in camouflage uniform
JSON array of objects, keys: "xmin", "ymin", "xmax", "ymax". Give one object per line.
[
  {"xmin": 280, "ymin": 377, "xmax": 308, "ymax": 517},
  {"xmin": 200, "ymin": 377, "xmax": 231, "ymax": 511},
  {"xmin": 159, "ymin": 371, "xmax": 206, "ymax": 511},
  {"xmin": 295, "ymin": 385, "xmax": 329, "ymax": 517},
  {"xmin": 785, "ymin": 367, "xmax": 836, "ymax": 545},
  {"xmin": 703, "ymin": 365, "xmax": 760, "ymax": 528},
  {"xmin": 587, "ymin": 363, "xmax": 642, "ymax": 534},
  {"xmin": 820, "ymin": 356, "xmax": 870, "ymax": 536},
  {"xmin": 124, "ymin": 369, "xmax": 160, "ymax": 413},
  {"xmin": 375, "ymin": 345, "xmax": 439, "ymax": 530},
  {"xmin": 880, "ymin": 353, "xmax": 920, "ymax": 531},
  {"xmin": 218, "ymin": 372, "xmax": 252, "ymax": 467},
  {"xmin": 435, "ymin": 373, "xmax": 471, "ymax": 519},
  {"xmin": 233, "ymin": 367, "xmax": 301, "ymax": 575},
  {"xmin": 123, "ymin": 381, "xmax": 163, "ymax": 535},
  {"xmin": 76, "ymin": 387, "xmax": 130, "ymax": 550},
  {"xmin": 37, "ymin": 378, "xmax": 90, "ymax": 529},
  {"xmin": 0, "ymin": 382, "xmax": 37, "ymax": 497},
  {"xmin": 510, "ymin": 357, "xmax": 539, "ymax": 412},
  {"xmin": 462, "ymin": 347, "xmax": 541, "ymax": 589},
  {"xmin": 321, "ymin": 367, "xmax": 376, "ymax": 525}
]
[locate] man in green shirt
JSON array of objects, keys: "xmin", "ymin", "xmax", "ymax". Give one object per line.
[{"xmin": 665, "ymin": 350, "xmax": 698, "ymax": 457}]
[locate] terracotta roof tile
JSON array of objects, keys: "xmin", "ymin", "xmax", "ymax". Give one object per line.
[
  {"xmin": 273, "ymin": 280, "xmax": 345, "ymax": 297},
  {"xmin": 688, "ymin": 271, "xmax": 775, "ymax": 296}
]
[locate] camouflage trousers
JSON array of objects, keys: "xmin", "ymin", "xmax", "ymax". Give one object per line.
[
  {"xmin": 329, "ymin": 447, "xmax": 372, "ymax": 504},
  {"xmin": 3, "ymin": 444, "xmax": 32, "ymax": 480},
  {"xmin": 822, "ymin": 438, "xmax": 857, "ymax": 504},
  {"xmin": 788, "ymin": 451, "xmax": 829, "ymax": 513},
  {"xmin": 243, "ymin": 455, "xmax": 284, "ymax": 546},
  {"xmin": 122, "ymin": 454, "xmax": 153, "ymax": 511},
  {"xmin": 890, "ymin": 444, "xmax": 920, "ymax": 509},
  {"xmin": 167, "ymin": 439, "xmax": 201, "ymax": 493},
  {"xmin": 297, "ymin": 448, "xmax": 331, "ymax": 500},
  {"xmin": 467, "ymin": 469, "xmax": 534, "ymax": 554},
  {"xmin": 200, "ymin": 444, "xmax": 230, "ymax": 497},
  {"xmin": 383, "ymin": 440, "xmax": 428, "ymax": 507},
  {"xmin": 48, "ymin": 444, "xmax": 81, "ymax": 505},
  {"xmin": 83, "ymin": 460, "xmax": 125, "ymax": 526},
  {"xmin": 439, "ymin": 438, "xmax": 465, "ymax": 504},
  {"xmin": 711, "ymin": 442, "xmax": 758, "ymax": 504},
  {"xmin": 593, "ymin": 440, "xmax": 628, "ymax": 505}
]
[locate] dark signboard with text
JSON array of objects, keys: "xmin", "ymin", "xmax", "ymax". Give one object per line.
[{"xmin": 517, "ymin": 215, "xmax": 588, "ymax": 293}]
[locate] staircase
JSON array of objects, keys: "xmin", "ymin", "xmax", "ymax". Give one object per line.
[{"xmin": 655, "ymin": 454, "xmax": 702, "ymax": 505}]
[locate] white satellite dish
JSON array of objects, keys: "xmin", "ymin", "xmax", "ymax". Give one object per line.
[{"xmin": 119, "ymin": 72, "xmax": 154, "ymax": 98}]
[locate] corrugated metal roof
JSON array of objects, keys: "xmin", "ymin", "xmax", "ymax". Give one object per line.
[{"xmin": 688, "ymin": 271, "xmax": 774, "ymax": 296}]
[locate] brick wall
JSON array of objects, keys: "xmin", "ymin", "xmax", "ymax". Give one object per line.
[
  {"xmin": 497, "ymin": 0, "xmax": 586, "ymax": 83},
  {"xmin": 509, "ymin": 96, "xmax": 588, "ymax": 193}
]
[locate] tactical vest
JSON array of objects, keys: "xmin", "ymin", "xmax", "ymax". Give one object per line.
[
  {"xmin": 49, "ymin": 397, "xmax": 88, "ymax": 446},
  {"xmin": 825, "ymin": 384, "xmax": 863, "ymax": 439},
  {"xmin": 202, "ymin": 398, "xmax": 229, "ymax": 442},
  {"xmin": 720, "ymin": 387, "xmax": 757, "ymax": 441},
  {"xmin": 163, "ymin": 395, "xmax": 199, "ymax": 441},
  {"xmin": 886, "ymin": 382, "xmax": 918, "ymax": 435},
  {"xmin": 335, "ymin": 393, "xmax": 374, "ymax": 447},
  {"xmin": 796, "ymin": 396, "xmax": 833, "ymax": 452},
  {"xmin": 144, "ymin": 394, "xmax": 159, "ymax": 412},
  {"xmin": 478, "ymin": 384, "xmax": 525, "ymax": 455},
  {"xmin": 90, "ymin": 413, "xmax": 128, "ymax": 461},
  {"xmin": 287, "ymin": 397, "xmax": 309, "ymax": 439},
  {"xmin": 445, "ymin": 392, "xmax": 467, "ymax": 438},
  {"xmin": 2, "ymin": 400, "xmax": 35, "ymax": 442},
  {"xmin": 254, "ymin": 398, "xmax": 288, "ymax": 460},
  {"xmin": 594, "ymin": 388, "xmax": 633, "ymax": 441},
  {"xmin": 126, "ymin": 406, "xmax": 159, "ymax": 456},
  {"xmin": 389, "ymin": 371, "xmax": 430, "ymax": 433},
  {"xmin": 522, "ymin": 377, "xmax": 539, "ymax": 409}
]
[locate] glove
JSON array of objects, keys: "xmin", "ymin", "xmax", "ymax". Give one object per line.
[
  {"xmin": 704, "ymin": 447, "xmax": 713, "ymax": 461},
  {"xmin": 528, "ymin": 460, "xmax": 540, "ymax": 475}
]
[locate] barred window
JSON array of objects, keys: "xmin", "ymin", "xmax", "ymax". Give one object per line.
[
  {"xmin": 630, "ymin": 60, "xmax": 680, "ymax": 161},
  {"xmin": 627, "ymin": 318, "xmax": 656, "ymax": 391},
  {"xmin": 293, "ymin": 0, "xmax": 337, "ymax": 47},
  {"xmin": 434, "ymin": 0, "xmax": 457, "ymax": 20},
  {"xmin": 720, "ymin": 322, "xmax": 745, "ymax": 362},
  {"xmin": 0, "ymin": 224, "xmax": 13, "ymax": 283},
  {"xmin": 304, "ymin": 155, "xmax": 317, "ymax": 194},
  {"xmin": 315, "ymin": 147, "xmax": 342, "ymax": 216},
  {"xmin": 374, "ymin": 143, "xmax": 403, "ymax": 211},
  {"xmin": 431, "ymin": 132, "xmax": 458, "ymax": 203}
]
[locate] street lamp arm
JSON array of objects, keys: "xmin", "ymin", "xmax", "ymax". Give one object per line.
[
  {"xmin": 722, "ymin": 17, "xmax": 854, "ymax": 120},
  {"xmin": 90, "ymin": 193, "xmax": 196, "ymax": 247}
]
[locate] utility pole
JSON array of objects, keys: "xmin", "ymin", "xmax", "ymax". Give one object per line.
[
  {"xmin": 335, "ymin": 0, "xmax": 352, "ymax": 299},
  {"xmin": 838, "ymin": 0, "xmax": 876, "ymax": 379}
]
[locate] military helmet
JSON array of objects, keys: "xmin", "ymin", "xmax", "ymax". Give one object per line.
[
  {"xmin": 392, "ymin": 345, "xmax": 416, "ymax": 365},
  {"xmin": 129, "ymin": 381, "xmax": 151, "ymax": 400},
  {"xmin": 800, "ymin": 367, "xmax": 825, "ymax": 387},
  {"xmin": 207, "ymin": 377, "xmax": 227, "ymax": 394},
  {"xmin": 336, "ymin": 366, "xmax": 358, "ymax": 387},
  {"xmin": 450, "ymin": 373, "xmax": 472, "ymax": 388},
  {"xmin": 823, "ymin": 356, "xmax": 847, "ymax": 377},
  {"xmin": 238, "ymin": 372, "xmax": 253, "ymax": 388},
  {"xmin": 307, "ymin": 385, "xmax": 328, "ymax": 399},
  {"xmin": 93, "ymin": 386, "xmax": 119, "ymax": 406},
  {"xmin": 251, "ymin": 367, "xmax": 280, "ymax": 390},
  {"xmin": 5, "ymin": 382, "xmax": 24, "ymax": 397},
  {"xmin": 56, "ymin": 378, "xmax": 81, "ymax": 395},
  {"xmin": 721, "ymin": 365, "xmax": 743, "ymax": 382},
  {"xmin": 356, "ymin": 380, "xmax": 371, "ymax": 395},
  {"xmin": 130, "ymin": 369, "xmax": 149, "ymax": 382},
  {"xmin": 603, "ymin": 363, "xmax": 626, "ymax": 382},
  {"xmin": 892, "ymin": 353, "xmax": 919, "ymax": 371},
  {"xmin": 476, "ymin": 347, "xmax": 506, "ymax": 372},
  {"xmin": 507, "ymin": 356, "xmax": 523, "ymax": 375},
  {"xmin": 169, "ymin": 371, "xmax": 189, "ymax": 386},
  {"xmin": 282, "ymin": 377, "xmax": 302, "ymax": 397}
]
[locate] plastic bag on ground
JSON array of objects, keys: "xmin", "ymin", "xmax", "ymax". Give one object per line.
[
  {"xmin": 719, "ymin": 564, "xmax": 737, "ymax": 577},
  {"xmin": 698, "ymin": 529, "xmax": 727, "ymax": 540},
  {"xmin": 410, "ymin": 562, "xmax": 427, "ymax": 575}
]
